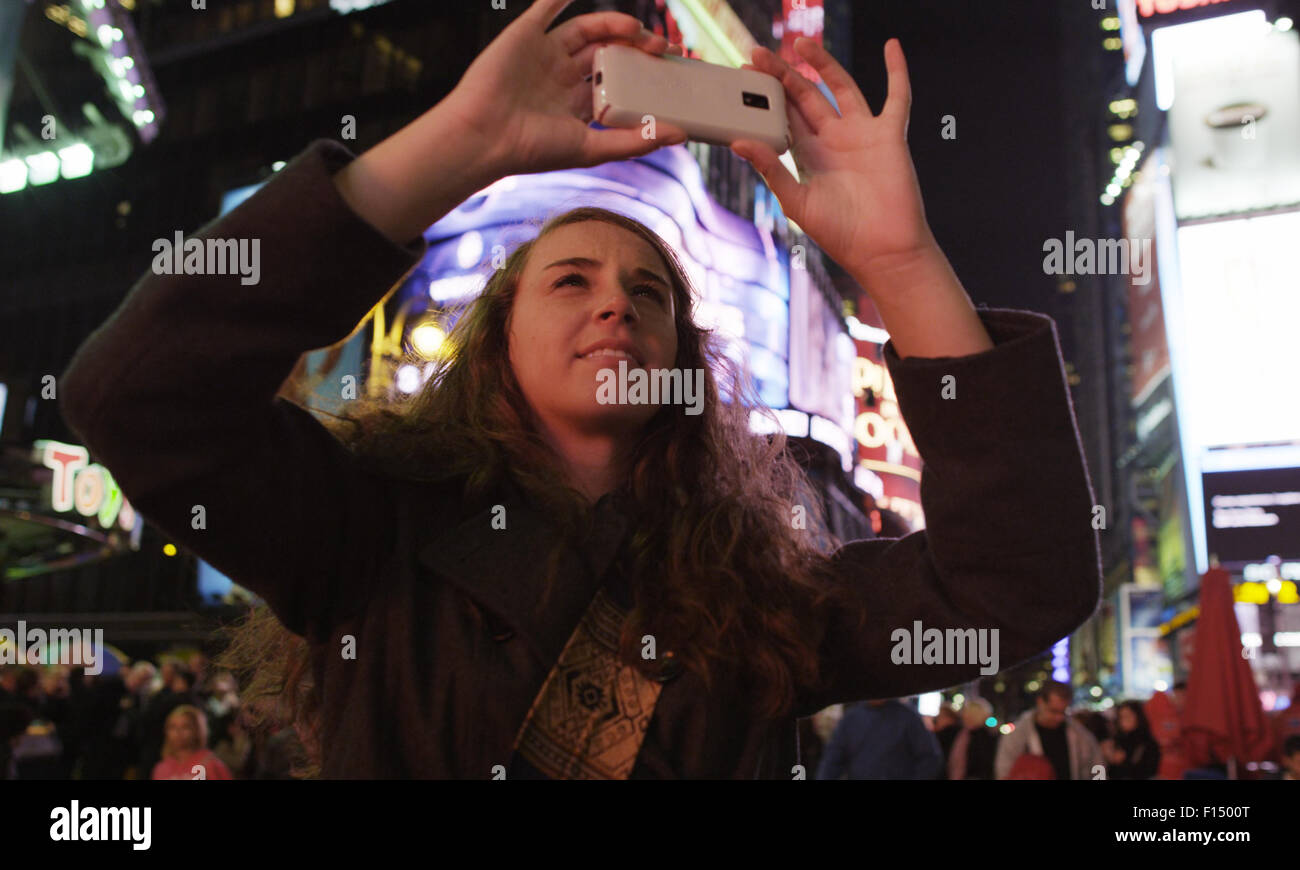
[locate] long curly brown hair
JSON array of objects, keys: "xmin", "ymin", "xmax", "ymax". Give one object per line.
[{"xmin": 216, "ymin": 206, "xmax": 862, "ymax": 775}]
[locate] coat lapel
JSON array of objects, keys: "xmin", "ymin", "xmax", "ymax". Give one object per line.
[{"xmin": 414, "ymin": 472, "xmax": 633, "ymax": 667}]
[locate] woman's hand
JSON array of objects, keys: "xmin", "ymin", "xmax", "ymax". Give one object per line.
[
  {"xmin": 731, "ymin": 38, "xmax": 936, "ymax": 279},
  {"xmin": 731, "ymin": 37, "xmax": 993, "ymax": 359},
  {"xmin": 440, "ymin": 0, "xmax": 688, "ymax": 177}
]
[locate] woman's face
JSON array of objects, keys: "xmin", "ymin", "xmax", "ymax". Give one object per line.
[
  {"xmin": 166, "ymin": 716, "xmax": 198, "ymax": 752},
  {"xmin": 508, "ymin": 221, "xmax": 679, "ymax": 437},
  {"xmin": 1118, "ymin": 706, "xmax": 1137, "ymax": 732}
]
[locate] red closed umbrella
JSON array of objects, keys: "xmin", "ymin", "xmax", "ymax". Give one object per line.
[{"xmin": 1181, "ymin": 567, "xmax": 1273, "ymax": 775}]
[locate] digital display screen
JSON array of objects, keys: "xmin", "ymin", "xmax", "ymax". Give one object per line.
[{"xmin": 1202, "ymin": 465, "xmax": 1300, "ymax": 567}]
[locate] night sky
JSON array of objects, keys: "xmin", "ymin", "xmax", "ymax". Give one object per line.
[{"xmin": 847, "ymin": 0, "xmax": 1077, "ymax": 319}]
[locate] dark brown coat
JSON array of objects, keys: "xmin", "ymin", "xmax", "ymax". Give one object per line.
[{"xmin": 59, "ymin": 140, "xmax": 1102, "ymax": 778}]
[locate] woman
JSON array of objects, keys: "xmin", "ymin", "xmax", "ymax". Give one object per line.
[
  {"xmin": 1104, "ymin": 700, "xmax": 1161, "ymax": 780},
  {"xmin": 151, "ymin": 706, "xmax": 233, "ymax": 781},
  {"xmin": 946, "ymin": 698, "xmax": 998, "ymax": 781},
  {"xmin": 59, "ymin": 0, "xmax": 1101, "ymax": 778}
]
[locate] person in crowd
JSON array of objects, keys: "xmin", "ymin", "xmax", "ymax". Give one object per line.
[
  {"xmin": 816, "ymin": 698, "xmax": 943, "ymax": 780},
  {"xmin": 1271, "ymin": 684, "xmax": 1300, "ymax": 764},
  {"xmin": 138, "ymin": 666, "xmax": 198, "ymax": 776},
  {"xmin": 0, "ymin": 666, "xmax": 38, "ymax": 780},
  {"xmin": 947, "ymin": 697, "xmax": 998, "ymax": 780},
  {"xmin": 73, "ymin": 668, "xmax": 131, "ymax": 780},
  {"xmin": 1074, "ymin": 710, "xmax": 1109, "ymax": 745},
  {"xmin": 60, "ymin": 0, "xmax": 1102, "ymax": 778},
  {"xmin": 1278, "ymin": 735, "xmax": 1300, "ymax": 781},
  {"xmin": 995, "ymin": 681, "xmax": 1103, "ymax": 780},
  {"xmin": 932, "ymin": 702, "xmax": 962, "ymax": 777},
  {"xmin": 1102, "ymin": 699, "xmax": 1161, "ymax": 780},
  {"xmin": 108, "ymin": 661, "xmax": 157, "ymax": 779},
  {"xmin": 1143, "ymin": 688, "xmax": 1188, "ymax": 780},
  {"xmin": 37, "ymin": 666, "xmax": 75, "ymax": 777},
  {"xmin": 151, "ymin": 705, "xmax": 233, "ymax": 780},
  {"xmin": 204, "ymin": 671, "xmax": 242, "ymax": 751},
  {"xmin": 212, "ymin": 707, "xmax": 253, "ymax": 778}
]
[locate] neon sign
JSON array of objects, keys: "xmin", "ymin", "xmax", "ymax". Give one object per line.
[
  {"xmin": 35, "ymin": 440, "xmax": 138, "ymax": 533},
  {"xmin": 851, "ymin": 357, "xmax": 918, "ymax": 458}
]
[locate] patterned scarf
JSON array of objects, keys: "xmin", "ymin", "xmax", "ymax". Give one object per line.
[{"xmin": 508, "ymin": 587, "xmax": 662, "ymax": 779}]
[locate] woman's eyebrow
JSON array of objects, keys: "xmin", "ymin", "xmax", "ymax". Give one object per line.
[{"xmin": 544, "ymin": 257, "xmax": 669, "ymax": 287}]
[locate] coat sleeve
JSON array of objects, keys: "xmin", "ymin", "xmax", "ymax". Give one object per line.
[
  {"xmin": 795, "ymin": 309, "xmax": 1102, "ymax": 717},
  {"xmin": 58, "ymin": 140, "xmax": 429, "ymax": 641}
]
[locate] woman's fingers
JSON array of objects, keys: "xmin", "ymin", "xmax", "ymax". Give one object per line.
[
  {"xmin": 786, "ymin": 94, "xmax": 815, "ymax": 149},
  {"xmin": 527, "ymin": 0, "xmax": 579, "ymax": 31},
  {"xmin": 794, "ymin": 37, "xmax": 872, "ymax": 119},
  {"xmin": 553, "ymin": 10, "xmax": 666, "ymax": 57},
  {"xmin": 880, "ymin": 38, "xmax": 913, "ymax": 135},
  {"xmin": 748, "ymin": 44, "xmax": 837, "ymax": 134},
  {"xmin": 579, "ymin": 122, "xmax": 686, "ymax": 168},
  {"xmin": 731, "ymin": 139, "xmax": 803, "ymax": 215}
]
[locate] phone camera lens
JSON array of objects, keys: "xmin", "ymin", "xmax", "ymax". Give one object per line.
[
  {"xmin": 595, "ymin": 71, "xmax": 603, "ymax": 85},
  {"xmin": 742, "ymin": 91, "xmax": 769, "ymax": 110}
]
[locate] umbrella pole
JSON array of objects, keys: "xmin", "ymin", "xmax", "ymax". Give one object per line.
[{"xmin": 1227, "ymin": 756, "xmax": 1238, "ymax": 780}]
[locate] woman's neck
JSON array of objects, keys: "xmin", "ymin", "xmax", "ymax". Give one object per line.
[{"xmin": 536, "ymin": 422, "xmax": 634, "ymax": 503}]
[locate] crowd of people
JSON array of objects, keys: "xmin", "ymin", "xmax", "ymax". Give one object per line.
[
  {"xmin": 0, "ymin": 655, "xmax": 307, "ymax": 780},
  {"xmin": 809, "ymin": 680, "xmax": 1300, "ymax": 781},
  {"xmin": 4, "ymin": 660, "xmax": 1299, "ymax": 780}
]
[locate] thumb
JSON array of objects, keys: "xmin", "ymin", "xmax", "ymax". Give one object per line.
[
  {"xmin": 731, "ymin": 139, "xmax": 802, "ymax": 213},
  {"xmin": 579, "ymin": 123, "xmax": 687, "ymax": 167}
]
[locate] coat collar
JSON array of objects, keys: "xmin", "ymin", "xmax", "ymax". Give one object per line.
[{"xmin": 414, "ymin": 471, "xmax": 634, "ymax": 665}]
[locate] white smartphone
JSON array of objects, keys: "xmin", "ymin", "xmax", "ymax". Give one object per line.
[{"xmin": 592, "ymin": 44, "xmax": 791, "ymax": 155}]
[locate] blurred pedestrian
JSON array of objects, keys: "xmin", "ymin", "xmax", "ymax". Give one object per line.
[
  {"xmin": 0, "ymin": 666, "xmax": 39, "ymax": 779},
  {"xmin": 995, "ymin": 681, "xmax": 1102, "ymax": 780},
  {"xmin": 1271, "ymin": 684, "xmax": 1300, "ymax": 763},
  {"xmin": 1102, "ymin": 700, "xmax": 1161, "ymax": 780},
  {"xmin": 932, "ymin": 702, "xmax": 962, "ymax": 778},
  {"xmin": 1074, "ymin": 709, "xmax": 1109, "ymax": 745},
  {"xmin": 138, "ymin": 665, "xmax": 198, "ymax": 775},
  {"xmin": 1279, "ymin": 735, "xmax": 1300, "ymax": 781},
  {"xmin": 151, "ymin": 705, "xmax": 232, "ymax": 780},
  {"xmin": 212, "ymin": 708, "xmax": 253, "ymax": 778},
  {"xmin": 1144, "ymin": 689, "xmax": 1188, "ymax": 780},
  {"xmin": 948, "ymin": 697, "xmax": 998, "ymax": 780},
  {"xmin": 816, "ymin": 699, "xmax": 942, "ymax": 780}
]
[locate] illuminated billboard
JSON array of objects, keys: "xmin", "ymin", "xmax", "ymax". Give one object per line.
[
  {"xmin": 1163, "ymin": 208, "xmax": 1300, "ymax": 574},
  {"xmin": 1156, "ymin": 13, "xmax": 1300, "ymax": 218},
  {"xmin": 1173, "ymin": 211, "xmax": 1300, "ymax": 451}
]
